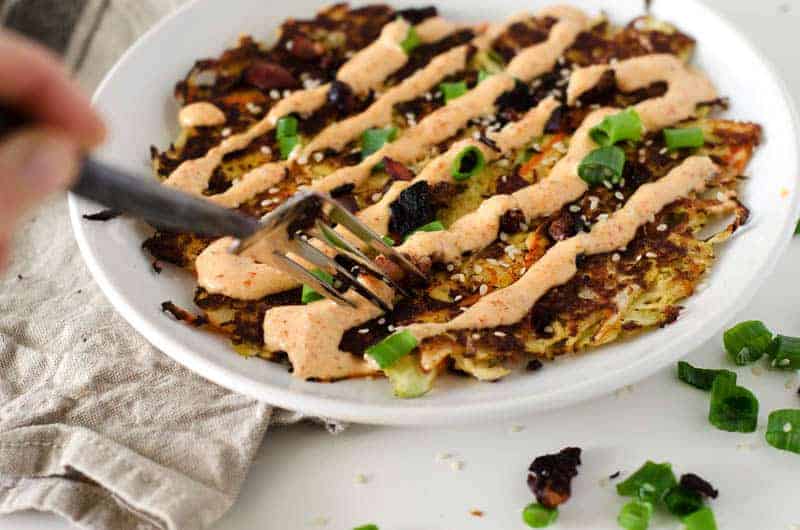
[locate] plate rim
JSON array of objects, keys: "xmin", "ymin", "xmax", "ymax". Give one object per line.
[{"xmin": 69, "ymin": 0, "xmax": 800, "ymax": 425}]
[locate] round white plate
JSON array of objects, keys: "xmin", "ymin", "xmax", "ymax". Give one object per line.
[{"xmin": 69, "ymin": 0, "xmax": 799, "ymax": 425}]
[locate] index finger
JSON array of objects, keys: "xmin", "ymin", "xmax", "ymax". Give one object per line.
[{"xmin": 0, "ymin": 30, "xmax": 105, "ymax": 147}]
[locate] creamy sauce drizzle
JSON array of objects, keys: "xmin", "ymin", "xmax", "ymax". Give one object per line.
[
  {"xmin": 178, "ymin": 102, "xmax": 226, "ymax": 128},
  {"xmin": 403, "ymin": 156, "xmax": 718, "ymax": 340},
  {"xmin": 164, "ymin": 6, "xmax": 725, "ymax": 380}
]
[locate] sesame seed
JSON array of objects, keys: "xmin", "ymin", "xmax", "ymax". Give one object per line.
[
  {"xmin": 588, "ymin": 196, "xmax": 599, "ymax": 210},
  {"xmin": 371, "ymin": 192, "xmax": 382, "ymax": 203},
  {"xmin": 450, "ymin": 461, "xmax": 463, "ymax": 471},
  {"xmin": 313, "ymin": 152, "xmax": 324, "ymax": 162},
  {"xmin": 425, "ymin": 92, "xmax": 433, "ymax": 101},
  {"xmin": 378, "ymin": 318, "xmax": 386, "ymax": 325},
  {"xmin": 779, "ymin": 358, "xmax": 791, "ymax": 367},
  {"xmin": 493, "ymin": 331, "xmax": 506, "ymax": 337},
  {"xmin": 784, "ymin": 422, "xmax": 793, "ymax": 433},
  {"xmin": 474, "ymin": 265, "xmax": 483, "ymax": 274},
  {"xmin": 387, "ymin": 324, "xmax": 396, "ymax": 332},
  {"xmin": 598, "ymin": 213, "xmax": 609, "ymax": 221},
  {"xmin": 612, "ymin": 253, "xmax": 621, "ymax": 262},
  {"xmin": 569, "ymin": 204, "xmax": 581, "ymax": 213},
  {"xmin": 282, "ymin": 89, "xmax": 291, "ymax": 98},
  {"xmin": 472, "ymin": 333, "xmax": 481, "ymax": 340},
  {"xmin": 460, "ymin": 307, "xmax": 469, "ymax": 312},
  {"xmin": 452, "ymin": 273, "xmax": 466, "ymax": 282},
  {"xmin": 436, "ymin": 452, "xmax": 452, "ymax": 461},
  {"xmin": 260, "ymin": 146, "xmax": 272, "ymax": 156},
  {"xmin": 716, "ymin": 191, "xmax": 727, "ymax": 201},
  {"xmin": 519, "ymin": 267, "xmax": 527, "ymax": 275},
  {"xmin": 454, "ymin": 295, "xmax": 463, "ymax": 302},
  {"xmin": 659, "ymin": 147, "xmax": 668, "ymax": 155},
  {"xmin": 446, "ymin": 263, "xmax": 455, "ymax": 272},
  {"xmin": 270, "ymin": 89, "xmax": 280, "ymax": 99},
  {"xmin": 501, "ymin": 175, "xmax": 508, "ymax": 183},
  {"xmin": 221, "ymin": 127, "xmax": 232, "ymax": 137},
  {"xmin": 602, "ymin": 180, "xmax": 613, "ymax": 189},
  {"xmin": 286, "ymin": 40, "xmax": 294, "ymax": 50},
  {"xmin": 635, "ymin": 254, "xmax": 642, "ymax": 262},
  {"xmin": 646, "ymin": 252, "xmax": 657, "ymax": 258},
  {"xmin": 297, "ymin": 155, "xmax": 308, "ymax": 165},
  {"xmin": 614, "ymin": 191, "xmax": 625, "ymax": 200},
  {"xmin": 268, "ymin": 187, "xmax": 280, "ymax": 194},
  {"xmin": 472, "ymin": 131, "xmax": 481, "ymax": 140},
  {"xmin": 657, "ymin": 223, "xmax": 668, "ymax": 232},
  {"xmin": 487, "ymin": 258, "xmax": 500, "ymax": 266},
  {"xmin": 479, "ymin": 284, "xmax": 489, "ymax": 296},
  {"xmin": 520, "ymin": 223, "xmax": 529, "ymax": 232},
  {"xmin": 544, "ymin": 325, "xmax": 554, "ymax": 333},
  {"xmin": 358, "ymin": 328, "xmax": 370, "ymax": 334}
]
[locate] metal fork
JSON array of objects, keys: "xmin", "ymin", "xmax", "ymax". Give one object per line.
[{"xmin": 1, "ymin": 104, "xmax": 425, "ymax": 309}]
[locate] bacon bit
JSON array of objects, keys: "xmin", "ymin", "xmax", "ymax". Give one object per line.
[
  {"xmin": 383, "ymin": 157, "xmax": 415, "ymax": 181},
  {"xmin": 469, "ymin": 509, "xmax": 485, "ymax": 518},
  {"xmin": 244, "ymin": 61, "xmax": 299, "ymax": 90},
  {"xmin": 527, "ymin": 447, "xmax": 582, "ymax": 509},
  {"xmin": 286, "ymin": 35, "xmax": 324, "ymax": 60}
]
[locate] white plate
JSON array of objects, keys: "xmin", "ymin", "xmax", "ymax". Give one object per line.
[{"xmin": 69, "ymin": 0, "xmax": 800, "ymax": 425}]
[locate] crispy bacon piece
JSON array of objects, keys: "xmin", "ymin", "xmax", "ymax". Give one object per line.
[
  {"xmin": 244, "ymin": 60, "xmax": 299, "ymax": 90},
  {"xmin": 383, "ymin": 157, "xmax": 415, "ymax": 181},
  {"xmin": 527, "ymin": 447, "xmax": 582, "ymax": 509}
]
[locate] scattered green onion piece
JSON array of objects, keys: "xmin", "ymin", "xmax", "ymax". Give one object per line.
[
  {"xmin": 723, "ymin": 320, "xmax": 772, "ymax": 365},
  {"xmin": 381, "ymin": 235, "xmax": 395, "ymax": 246},
  {"xmin": 708, "ymin": 372, "xmax": 758, "ymax": 432},
  {"xmin": 439, "ymin": 81, "xmax": 468, "ymax": 103},
  {"xmin": 276, "ymin": 115, "xmax": 298, "ymax": 138},
  {"xmin": 795, "ymin": 218, "xmax": 800, "ymax": 235},
  {"xmin": 616, "ymin": 461, "xmax": 677, "ymax": 504},
  {"xmin": 365, "ymin": 330, "xmax": 418, "ymax": 369},
  {"xmin": 522, "ymin": 503, "xmax": 558, "ymax": 528},
  {"xmin": 664, "ymin": 486, "xmax": 704, "ymax": 518},
  {"xmin": 664, "ymin": 127, "xmax": 705, "ymax": 150},
  {"xmin": 578, "ymin": 145, "xmax": 626, "ymax": 185},
  {"xmin": 278, "ymin": 135, "xmax": 299, "ymax": 160},
  {"xmin": 361, "ymin": 127, "xmax": 397, "ymax": 160},
  {"xmin": 677, "ymin": 362, "xmax": 736, "ymax": 391},
  {"xmin": 682, "ymin": 507, "xmax": 718, "ymax": 530},
  {"xmin": 404, "ymin": 220, "xmax": 445, "ymax": 241},
  {"xmin": 384, "ymin": 355, "xmax": 435, "ymax": 398},
  {"xmin": 478, "ymin": 69, "xmax": 491, "ymax": 83},
  {"xmin": 300, "ymin": 269, "xmax": 334, "ymax": 304},
  {"xmin": 400, "ymin": 27, "xmax": 420, "ymax": 54},
  {"xmin": 766, "ymin": 334, "xmax": 800, "ymax": 370},
  {"xmin": 617, "ymin": 500, "xmax": 653, "ymax": 530},
  {"xmin": 589, "ymin": 108, "xmax": 643, "ymax": 146},
  {"xmin": 765, "ymin": 409, "xmax": 800, "ymax": 454},
  {"xmin": 353, "ymin": 525, "xmax": 379, "ymax": 530},
  {"xmin": 451, "ymin": 146, "xmax": 485, "ymax": 181}
]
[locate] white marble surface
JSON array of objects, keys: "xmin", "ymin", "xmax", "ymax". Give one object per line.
[{"xmin": 3, "ymin": 0, "xmax": 800, "ymax": 528}]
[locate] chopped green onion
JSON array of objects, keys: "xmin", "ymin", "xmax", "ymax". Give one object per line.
[
  {"xmin": 677, "ymin": 362, "xmax": 736, "ymax": 391},
  {"xmin": 404, "ymin": 220, "xmax": 445, "ymax": 241},
  {"xmin": 522, "ymin": 503, "xmax": 558, "ymax": 528},
  {"xmin": 795, "ymin": 219, "xmax": 800, "ymax": 235},
  {"xmin": 578, "ymin": 145, "xmax": 626, "ymax": 185},
  {"xmin": 278, "ymin": 135, "xmax": 299, "ymax": 159},
  {"xmin": 381, "ymin": 235, "xmax": 395, "ymax": 246},
  {"xmin": 664, "ymin": 127, "xmax": 705, "ymax": 150},
  {"xmin": 451, "ymin": 146, "xmax": 485, "ymax": 181},
  {"xmin": 723, "ymin": 320, "xmax": 772, "ymax": 365},
  {"xmin": 353, "ymin": 525, "xmax": 379, "ymax": 530},
  {"xmin": 708, "ymin": 371, "xmax": 758, "ymax": 433},
  {"xmin": 384, "ymin": 355, "xmax": 435, "ymax": 398},
  {"xmin": 439, "ymin": 81, "xmax": 468, "ymax": 103},
  {"xmin": 616, "ymin": 461, "xmax": 677, "ymax": 503},
  {"xmin": 765, "ymin": 409, "xmax": 800, "ymax": 454},
  {"xmin": 365, "ymin": 330, "xmax": 418, "ymax": 368},
  {"xmin": 766, "ymin": 334, "xmax": 800, "ymax": 370},
  {"xmin": 682, "ymin": 507, "xmax": 717, "ymax": 530},
  {"xmin": 276, "ymin": 115, "xmax": 298, "ymax": 138},
  {"xmin": 589, "ymin": 108, "xmax": 643, "ymax": 146},
  {"xmin": 664, "ymin": 486, "xmax": 704, "ymax": 518},
  {"xmin": 478, "ymin": 69, "xmax": 491, "ymax": 83},
  {"xmin": 400, "ymin": 27, "xmax": 420, "ymax": 54},
  {"xmin": 300, "ymin": 269, "xmax": 334, "ymax": 304},
  {"xmin": 617, "ymin": 500, "xmax": 653, "ymax": 530},
  {"xmin": 361, "ymin": 126, "xmax": 398, "ymax": 160}
]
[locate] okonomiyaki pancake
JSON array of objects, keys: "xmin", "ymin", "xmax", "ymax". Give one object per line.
[{"xmin": 145, "ymin": 3, "xmax": 761, "ymax": 397}]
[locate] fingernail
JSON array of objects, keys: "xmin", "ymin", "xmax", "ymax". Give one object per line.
[{"xmin": 2, "ymin": 131, "xmax": 79, "ymax": 192}]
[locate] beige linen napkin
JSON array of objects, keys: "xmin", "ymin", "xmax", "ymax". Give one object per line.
[{"xmin": 0, "ymin": 2, "xmax": 335, "ymax": 529}]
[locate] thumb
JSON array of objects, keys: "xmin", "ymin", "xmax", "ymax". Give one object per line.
[{"xmin": 0, "ymin": 128, "xmax": 79, "ymax": 227}]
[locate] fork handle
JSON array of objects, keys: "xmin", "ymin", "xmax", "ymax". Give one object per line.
[{"xmin": 1, "ymin": 104, "xmax": 261, "ymax": 239}]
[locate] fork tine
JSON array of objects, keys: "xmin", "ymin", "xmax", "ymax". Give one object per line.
[
  {"xmin": 270, "ymin": 251, "xmax": 356, "ymax": 308},
  {"xmin": 320, "ymin": 195, "xmax": 427, "ymax": 284},
  {"xmin": 290, "ymin": 236, "xmax": 391, "ymax": 312},
  {"xmin": 315, "ymin": 220, "xmax": 414, "ymax": 299}
]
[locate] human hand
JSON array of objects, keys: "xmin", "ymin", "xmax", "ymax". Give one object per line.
[{"xmin": 0, "ymin": 29, "xmax": 105, "ymax": 269}]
